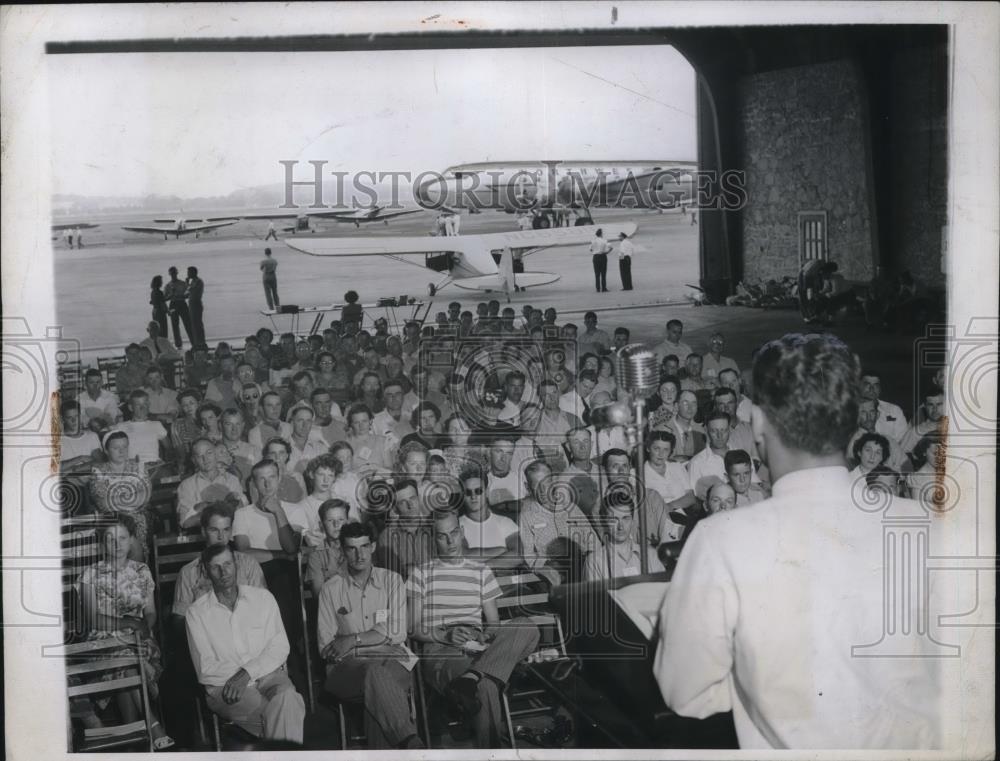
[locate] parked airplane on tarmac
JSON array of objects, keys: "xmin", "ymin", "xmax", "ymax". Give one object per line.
[
  {"xmin": 417, "ymin": 160, "xmax": 698, "ymax": 228},
  {"xmin": 233, "ymin": 204, "xmax": 425, "ymax": 234},
  {"xmin": 121, "ymin": 216, "xmax": 238, "ymax": 239},
  {"xmin": 284, "ymin": 221, "xmax": 638, "ymax": 299}
]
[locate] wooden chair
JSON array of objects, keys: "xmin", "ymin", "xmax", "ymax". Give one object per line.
[
  {"xmin": 295, "ymin": 550, "xmax": 319, "ymax": 713},
  {"xmin": 61, "ymin": 516, "xmax": 105, "ymax": 642},
  {"xmin": 60, "ymin": 632, "xmax": 157, "ymax": 752},
  {"xmin": 151, "ymin": 533, "xmax": 205, "ymax": 645}
]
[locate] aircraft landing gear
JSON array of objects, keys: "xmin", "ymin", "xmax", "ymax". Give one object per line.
[
  {"xmin": 532, "ymin": 215, "xmax": 552, "ymax": 230},
  {"xmin": 428, "ymin": 283, "xmax": 437, "ymax": 297}
]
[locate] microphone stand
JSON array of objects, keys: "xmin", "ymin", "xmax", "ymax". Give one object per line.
[{"xmin": 632, "ymin": 396, "xmax": 649, "ymax": 574}]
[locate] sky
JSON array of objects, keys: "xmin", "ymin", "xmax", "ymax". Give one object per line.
[{"xmin": 47, "ymin": 44, "xmax": 695, "ymax": 200}]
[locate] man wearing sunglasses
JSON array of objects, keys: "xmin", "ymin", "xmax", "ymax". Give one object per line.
[{"xmin": 457, "ymin": 466, "xmax": 519, "ymax": 564}]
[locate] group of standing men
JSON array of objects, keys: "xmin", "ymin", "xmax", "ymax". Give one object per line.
[
  {"xmin": 151, "ymin": 266, "xmax": 206, "ymax": 349},
  {"xmin": 589, "ymin": 228, "xmax": 635, "ymax": 293}
]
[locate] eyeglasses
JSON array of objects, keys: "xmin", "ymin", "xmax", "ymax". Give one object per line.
[{"xmin": 464, "ymin": 487, "xmax": 484, "ymax": 497}]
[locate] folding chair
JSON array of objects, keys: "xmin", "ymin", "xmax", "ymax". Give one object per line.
[
  {"xmin": 493, "ymin": 570, "xmax": 572, "ymax": 750},
  {"xmin": 97, "ymin": 355, "xmax": 125, "ymax": 390},
  {"xmin": 61, "ymin": 516, "xmax": 105, "ymax": 642},
  {"xmin": 296, "ymin": 551, "xmax": 318, "ymax": 712},
  {"xmin": 151, "ymin": 534, "xmax": 205, "ymax": 647},
  {"xmin": 60, "ymin": 632, "xmax": 157, "ymax": 752},
  {"xmin": 326, "ymin": 651, "xmax": 428, "ymax": 750}
]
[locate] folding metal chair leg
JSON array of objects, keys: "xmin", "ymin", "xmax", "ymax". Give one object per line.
[
  {"xmin": 337, "ymin": 702, "xmax": 348, "ymax": 751},
  {"xmin": 212, "ymin": 713, "xmax": 221, "ymax": 752},
  {"xmin": 413, "ymin": 663, "xmax": 431, "ymax": 748},
  {"xmin": 502, "ymin": 690, "xmax": 517, "ymax": 750}
]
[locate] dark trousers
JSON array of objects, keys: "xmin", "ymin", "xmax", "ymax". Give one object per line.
[
  {"xmin": 260, "ymin": 558, "xmax": 304, "ymax": 688},
  {"xmin": 325, "ymin": 656, "xmax": 418, "ymax": 748},
  {"xmin": 265, "ymin": 230, "xmax": 278, "ymax": 241},
  {"xmin": 152, "ymin": 308, "xmax": 168, "ymax": 338},
  {"xmin": 619, "ymin": 256, "xmax": 633, "ymax": 290},
  {"xmin": 592, "ymin": 254, "xmax": 608, "ymax": 292},
  {"xmin": 189, "ymin": 301, "xmax": 205, "ymax": 346},
  {"xmin": 168, "ymin": 301, "xmax": 194, "ymax": 349},
  {"xmin": 263, "ymin": 278, "xmax": 280, "ymax": 310}
]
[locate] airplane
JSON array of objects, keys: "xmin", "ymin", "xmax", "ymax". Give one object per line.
[
  {"xmin": 52, "ymin": 222, "xmax": 100, "ymax": 232},
  {"xmin": 284, "ymin": 221, "xmax": 638, "ymax": 298},
  {"xmin": 417, "ymin": 160, "xmax": 698, "ymax": 228},
  {"xmin": 121, "ymin": 216, "xmax": 238, "ymax": 240},
  {"xmin": 234, "ymin": 204, "xmax": 426, "ymax": 234}
]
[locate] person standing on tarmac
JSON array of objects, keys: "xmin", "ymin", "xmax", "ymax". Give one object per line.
[
  {"xmin": 617, "ymin": 232, "xmax": 635, "ymax": 291},
  {"xmin": 590, "ymin": 228, "xmax": 611, "ymax": 293},
  {"xmin": 261, "ymin": 248, "xmax": 280, "ymax": 310}
]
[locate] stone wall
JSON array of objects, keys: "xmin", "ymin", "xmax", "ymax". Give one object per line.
[{"xmin": 739, "ymin": 59, "xmax": 875, "ymax": 283}]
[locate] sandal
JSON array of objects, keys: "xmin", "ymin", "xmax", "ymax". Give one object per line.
[{"xmin": 153, "ymin": 735, "xmax": 175, "ymax": 751}]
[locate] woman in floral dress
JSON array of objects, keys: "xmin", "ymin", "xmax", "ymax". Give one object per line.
[
  {"xmin": 89, "ymin": 431, "xmax": 152, "ymax": 561},
  {"xmin": 77, "ymin": 515, "xmax": 173, "ymax": 749}
]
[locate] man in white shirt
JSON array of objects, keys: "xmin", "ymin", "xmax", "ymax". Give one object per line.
[
  {"xmin": 616, "ymin": 233, "xmax": 635, "ymax": 290},
  {"xmin": 139, "ymin": 320, "xmax": 182, "ymax": 378},
  {"xmin": 185, "ymin": 544, "xmax": 305, "ymax": 744},
  {"xmin": 234, "ymin": 459, "xmax": 311, "ymax": 676},
  {"xmin": 656, "ymin": 332, "xmax": 944, "ymax": 749},
  {"xmin": 859, "ymin": 373, "xmax": 909, "ymax": 444},
  {"xmin": 458, "ymin": 467, "xmax": 519, "ymax": 560},
  {"xmin": 80, "ymin": 368, "xmax": 121, "ymax": 432},
  {"xmin": 899, "ymin": 387, "xmax": 946, "ymax": 457},
  {"xmin": 559, "ymin": 369, "xmax": 598, "ymax": 424},
  {"xmin": 577, "ymin": 311, "xmax": 611, "ymax": 357},
  {"xmin": 310, "ymin": 387, "xmax": 346, "ymax": 445},
  {"xmin": 248, "ymin": 391, "xmax": 292, "ymax": 453},
  {"xmin": 218, "ymin": 409, "xmax": 256, "ymax": 484},
  {"xmin": 176, "ymin": 437, "xmax": 248, "ymax": 530},
  {"xmin": 701, "ymin": 332, "xmax": 739, "ymax": 387},
  {"xmin": 687, "ymin": 412, "xmax": 760, "ymax": 499},
  {"xmin": 652, "ymin": 319, "xmax": 694, "ymax": 365},
  {"xmin": 205, "ymin": 354, "xmax": 241, "ymax": 411},
  {"xmin": 286, "ymin": 406, "xmax": 328, "ymax": 475},
  {"xmin": 113, "ymin": 389, "xmax": 168, "ymax": 466},
  {"xmin": 589, "ymin": 228, "xmax": 612, "ymax": 292},
  {"xmin": 713, "ymin": 387, "xmax": 759, "ymax": 460},
  {"xmin": 142, "ymin": 365, "xmax": 179, "ymax": 424},
  {"xmin": 561, "ymin": 427, "xmax": 602, "ymax": 519},
  {"xmin": 483, "ymin": 436, "xmax": 526, "ymax": 513},
  {"xmin": 372, "ymin": 380, "xmax": 416, "ymax": 440},
  {"xmin": 58, "ymin": 399, "xmax": 102, "ymax": 473}
]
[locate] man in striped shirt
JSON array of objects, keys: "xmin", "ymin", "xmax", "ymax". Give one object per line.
[{"xmin": 407, "ymin": 510, "xmax": 539, "ymax": 746}]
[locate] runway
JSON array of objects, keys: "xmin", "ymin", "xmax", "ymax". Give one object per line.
[{"xmin": 55, "ymin": 207, "xmax": 699, "ymax": 350}]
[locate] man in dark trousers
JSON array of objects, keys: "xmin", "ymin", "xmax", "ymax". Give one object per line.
[
  {"xmin": 617, "ymin": 231, "xmax": 634, "ymax": 291},
  {"xmin": 590, "ymin": 228, "xmax": 611, "ymax": 293},
  {"xmin": 186, "ymin": 266, "xmax": 206, "ymax": 346},
  {"xmin": 260, "ymin": 248, "xmax": 280, "ymax": 310},
  {"xmin": 164, "ymin": 266, "xmax": 194, "ymax": 349}
]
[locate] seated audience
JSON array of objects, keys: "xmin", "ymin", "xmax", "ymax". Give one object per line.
[
  {"xmin": 585, "ymin": 494, "xmax": 665, "ymax": 581},
  {"xmin": 373, "ymin": 478, "xmax": 434, "ymax": 579},
  {"xmin": 142, "ymin": 365, "xmax": 179, "ymax": 423},
  {"xmin": 113, "ymin": 389, "xmax": 169, "ymax": 467},
  {"xmin": 725, "ymin": 449, "xmax": 769, "ymax": 506},
  {"xmin": 305, "ymin": 499, "xmax": 351, "ymax": 597},
  {"xmin": 407, "ymin": 510, "xmax": 540, "ymax": 747},
  {"xmin": 316, "ymin": 522, "xmax": 423, "ymax": 749},
  {"xmin": 89, "ymin": 431, "xmax": 152, "ymax": 560},
  {"xmin": 176, "ymin": 437, "xmax": 248, "ymax": 531},
  {"xmin": 248, "ymin": 391, "xmax": 292, "ymax": 453},
  {"xmin": 669, "ymin": 390, "xmax": 706, "ymax": 459},
  {"xmin": 170, "ymin": 388, "xmax": 203, "ymax": 468},
  {"xmin": 59, "ymin": 399, "xmax": 102, "ymax": 473},
  {"xmin": 701, "ymin": 332, "xmax": 738, "ymax": 386},
  {"xmin": 80, "ymin": 368, "xmax": 121, "ymax": 432},
  {"xmin": 77, "ymin": 516, "xmax": 173, "ymax": 749},
  {"xmin": 859, "ymin": 372, "xmax": 908, "ymax": 443},
  {"xmin": 458, "ymin": 466, "xmax": 519, "ymax": 562},
  {"xmin": 286, "ymin": 406, "xmax": 328, "ymax": 475},
  {"xmin": 518, "ymin": 459, "xmax": 600, "ymax": 586},
  {"xmin": 900, "ymin": 387, "xmax": 946, "ymax": 457},
  {"xmin": 185, "ymin": 544, "xmax": 305, "ymax": 745},
  {"xmin": 218, "ymin": 408, "xmax": 256, "ymax": 483},
  {"xmin": 849, "ymin": 432, "xmax": 905, "ymax": 496},
  {"xmin": 687, "ymin": 412, "xmax": 760, "ymax": 499}
]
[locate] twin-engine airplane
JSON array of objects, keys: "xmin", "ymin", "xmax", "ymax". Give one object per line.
[
  {"xmin": 419, "ymin": 160, "xmax": 698, "ymax": 228},
  {"xmin": 284, "ymin": 221, "xmax": 638, "ymax": 298},
  {"xmin": 122, "ymin": 216, "xmax": 238, "ymax": 239}
]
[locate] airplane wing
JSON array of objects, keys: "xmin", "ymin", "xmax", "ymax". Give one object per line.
[
  {"xmin": 122, "ymin": 220, "xmax": 237, "ymax": 234},
  {"xmin": 51, "ymin": 223, "xmax": 100, "ymax": 231},
  {"xmin": 326, "ymin": 208, "xmax": 425, "ymax": 222},
  {"xmin": 285, "ymin": 235, "xmax": 465, "ymax": 257},
  {"xmin": 176, "ymin": 220, "xmax": 238, "ymax": 233},
  {"xmin": 284, "ymin": 221, "xmax": 638, "ymax": 258}
]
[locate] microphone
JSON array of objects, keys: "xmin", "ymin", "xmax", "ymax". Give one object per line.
[{"xmin": 615, "ymin": 344, "xmax": 660, "ymax": 397}]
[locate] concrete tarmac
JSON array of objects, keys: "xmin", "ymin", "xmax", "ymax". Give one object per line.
[{"xmin": 55, "ymin": 207, "xmax": 699, "ymax": 349}]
